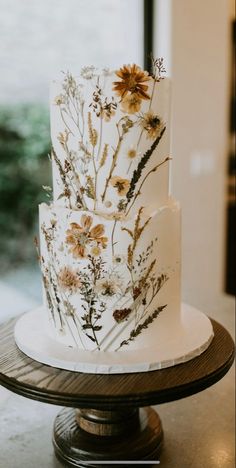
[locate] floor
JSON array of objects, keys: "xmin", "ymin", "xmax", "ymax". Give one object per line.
[{"xmin": 0, "ymin": 267, "xmax": 235, "ymax": 468}]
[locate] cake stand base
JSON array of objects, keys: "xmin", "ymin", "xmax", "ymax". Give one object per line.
[
  {"xmin": 53, "ymin": 407, "xmax": 163, "ymax": 467},
  {"xmin": 0, "ymin": 316, "xmax": 234, "ymax": 467}
]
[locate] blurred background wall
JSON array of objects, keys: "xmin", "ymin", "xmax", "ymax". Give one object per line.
[{"xmin": 157, "ymin": 0, "xmax": 234, "ymax": 305}]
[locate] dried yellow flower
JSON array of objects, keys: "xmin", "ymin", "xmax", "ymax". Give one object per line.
[
  {"xmin": 121, "ymin": 93, "xmax": 142, "ymax": 114},
  {"xmin": 127, "ymin": 146, "xmax": 137, "ymax": 159},
  {"xmin": 91, "ymin": 246, "xmax": 101, "ymax": 257},
  {"xmin": 110, "ymin": 176, "xmax": 130, "ymax": 196}
]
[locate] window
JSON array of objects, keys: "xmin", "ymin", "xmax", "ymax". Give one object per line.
[{"xmin": 0, "ymin": 0, "xmax": 144, "ymax": 103}]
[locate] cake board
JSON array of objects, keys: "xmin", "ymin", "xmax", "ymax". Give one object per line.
[{"xmin": 14, "ymin": 303, "xmax": 214, "ymax": 374}]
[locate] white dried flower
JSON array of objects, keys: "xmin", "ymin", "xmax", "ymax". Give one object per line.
[
  {"xmin": 112, "ymin": 254, "xmax": 126, "ymax": 265},
  {"xmin": 81, "ymin": 65, "xmax": 96, "ymax": 80},
  {"xmin": 95, "ymin": 274, "xmax": 123, "ymax": 297}
]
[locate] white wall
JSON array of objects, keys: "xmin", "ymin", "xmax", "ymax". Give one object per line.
[{"xmin": 155, "ymin": 0, "xmax": 232, "ymax": 306}]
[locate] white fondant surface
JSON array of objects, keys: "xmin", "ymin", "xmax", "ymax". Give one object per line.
[
  {"xmin": 14, "ymin": 303, "xmax": 214, "ymax": 374},
  {"xmin": 39, "ymin": 199, "xmax": 181, "ymax": 351},
  {"xmin": 51, "ymin": 73, "xmax": 171, "ymax": 215}
]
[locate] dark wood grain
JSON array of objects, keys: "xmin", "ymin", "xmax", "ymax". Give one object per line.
[
  {"xmin": 53, "ymin": 407, "xmax": 163, "ymax": 467},
  {"xmin": 0, "ymin": 317, "xmax": 234, "ymax": 409}
]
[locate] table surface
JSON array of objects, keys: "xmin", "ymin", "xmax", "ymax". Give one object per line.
[{"xmin": 0, "ymin": 316, "xmax": 234, "ymax": 409}]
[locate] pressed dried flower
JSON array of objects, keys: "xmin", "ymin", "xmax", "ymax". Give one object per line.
[
  {"xmin": 126, "ymin": 146, "xmax": 137, "ymax": 159},
  {"xmin": 101, "ymin": 99, "xmax": 117, "ymax": 121},
  {"xmin": 121, "ymin": 93, "xmax": 141, "ymax": 114},
  {"xmin": 58, "ymin": 266, "xmax": 81, "ymax": 293},
  {"xmin": 57, "ymin": 130, "xmax": 69, "ymax": 146},
  {"xmin": 110, "ymin": 176, "xmax": 130, "ymax": 196},
  {"xmin": 54, "ymin": 94, "xmax": 65, "ymax": 105},
  {"xmin": 81, "ymin": 65, "xmax": 96, "ymax": 80},
  {"xmin": 112, "ymin": 254, "xmax": 126, "ymax": 265},
  {"xmin": 112, "ymin": 212, "xmax": 126, "ymax": 221},
  {"xmin": 96, "ymin": 274, "xmax": 123, "ymax": 297},
  {"xmin": 113, "ymin": 64, "xmax": 150, "ymax": 100},
  {"xmin": 140, "ymin": 111, "xmax": 164, "ymax": 140},
  {"xmin": 66, "ymin": 215, "xmax": 108, "ymax": 258},
  {"xmin": 113, "ymin": 308, "xmax": 132, "ymax": 323},
  {"xmin": 104, "ymin": 200, "xmax": 112, "ymax": 208},
  {"xmin": 91, "ymin": 246, "xmax": 101, "ymax": 257}
]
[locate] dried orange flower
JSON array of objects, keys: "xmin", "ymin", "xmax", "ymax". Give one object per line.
[
  {"xmin": 58, "ymin": 266, "xmax": 81, "ymax": 293},
  {"xmin": 113, "ymin": 64, "xmax": 150, "ymax": 100},
  {"xmin": 66, "ymin": 215, "xmax": 108, "ymax": 258},
  {"xmin": 110, "ymin": 176, "xmax": 130, "ymax": 196}
]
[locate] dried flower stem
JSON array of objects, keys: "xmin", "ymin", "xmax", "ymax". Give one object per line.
[
  {"xmin": 92, "ymin": 146, "xmax": 98, "ymax": 210},
  {"xmin": 117, "ymin": 304, "xmax": 167, "ymax": 350},
  {"xmin": 60, "ymin": 289, "xmax": 87, "ymax": 350},
  {"xmin": 101, "ymin": 131, "xmax": 123, "ymax": 202},
  {"xmin": 126, "ymin": 155, "xmax": 171, "ymax": 216},
  {"xmin": 51, "ymin": 147, "xmax": 72, "ymax": 208},
  {"xmin": 65, "ymin": 96, "xmax": 83, "ymax": 138},
  {"xmin": 142, "ymin": 274, "xmax": 169, "ymax": 322},
  {"xmin": 59, "ymin": 107, "xmax": 75, "ymax": 137},
  {"xmin": 111, "ymin": 219, "xmax": 117, "ymax": 256},
  {"xmin": 125, "ymin": 126, "xmax": 166, "ymax": 205},
  {"xmin": 96, "ymin": 113, "xmax": 103, "ymax": 161},
  {"xmin": 63, "ymin": 143, "xmax": 88, "ymax": 209}
]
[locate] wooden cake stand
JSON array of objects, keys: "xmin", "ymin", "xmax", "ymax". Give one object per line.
[{"xmin": 0, "ymin": 316, "xmax": 234, "ymax": 467}]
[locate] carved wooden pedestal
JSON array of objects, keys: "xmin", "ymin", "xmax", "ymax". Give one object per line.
[
  {"xmin": 0, "ymin": 317, "xmax": 234, "ymax": 468},
  {"xmin": 53, "ymin": 407, "xmax": 163, "ymax": 467}
]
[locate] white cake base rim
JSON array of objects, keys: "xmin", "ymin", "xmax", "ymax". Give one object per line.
[{"xmin": 14, "ymin": 304, "xmax": 214, "ymax": 374}]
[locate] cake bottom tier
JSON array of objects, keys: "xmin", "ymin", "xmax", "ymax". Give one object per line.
[
  {"xmin": 14, "ymin": 304, "xmax": 214, "ymax": 373},
  {"xmin": 39, "ymin": 199, "xmax": 181, "ymax": 352}
]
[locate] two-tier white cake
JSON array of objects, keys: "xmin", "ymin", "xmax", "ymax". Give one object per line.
[{"xmin": 14, "ymin": 61, "xmax": 214, "ymax": 373}]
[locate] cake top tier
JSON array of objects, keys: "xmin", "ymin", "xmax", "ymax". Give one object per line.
[{"xmin": 50, "ymin": 61, "xmax": 171, "ymax": 219}]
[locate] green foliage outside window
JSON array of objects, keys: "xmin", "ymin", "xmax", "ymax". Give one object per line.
[{"xmin": 0, "ymin": 104, "xmax": 51, "ymax": 269}]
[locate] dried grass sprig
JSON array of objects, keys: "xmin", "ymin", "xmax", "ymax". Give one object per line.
[
  {"xmin": 85, "ymin": 175, "xmax": 96, "ymax": 200},
  {"xmin": 117, "ymin": 304, "xmax": 167, "ymax": 349},
  {"xmin": 125, "ymin": 126, "xmax": 166, "ymax": 205},
  {"xmin": 88, "ymin": 112, "xmax": 98, "ymax": 147},
  {"xmin": 99, "ymin": 143, "xmax": 109, "ymax": 168},
  {"xmin": 138, "ymin": 259, "xmax": 156, "ymax": 289},
  {"xmin": 124, "ymin": 207, "xmax": 151, "ymax": 267},
  {"xmin": 101, "ymin": 133, "xmax": 123, "ymax": 202},
  {"xmin": 126, "ymin": 154, "xmax": 171, "ymax": 216},
  {"xmin": 51, "ymin": 147, "xmax": 72, "ymax": 206}
]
